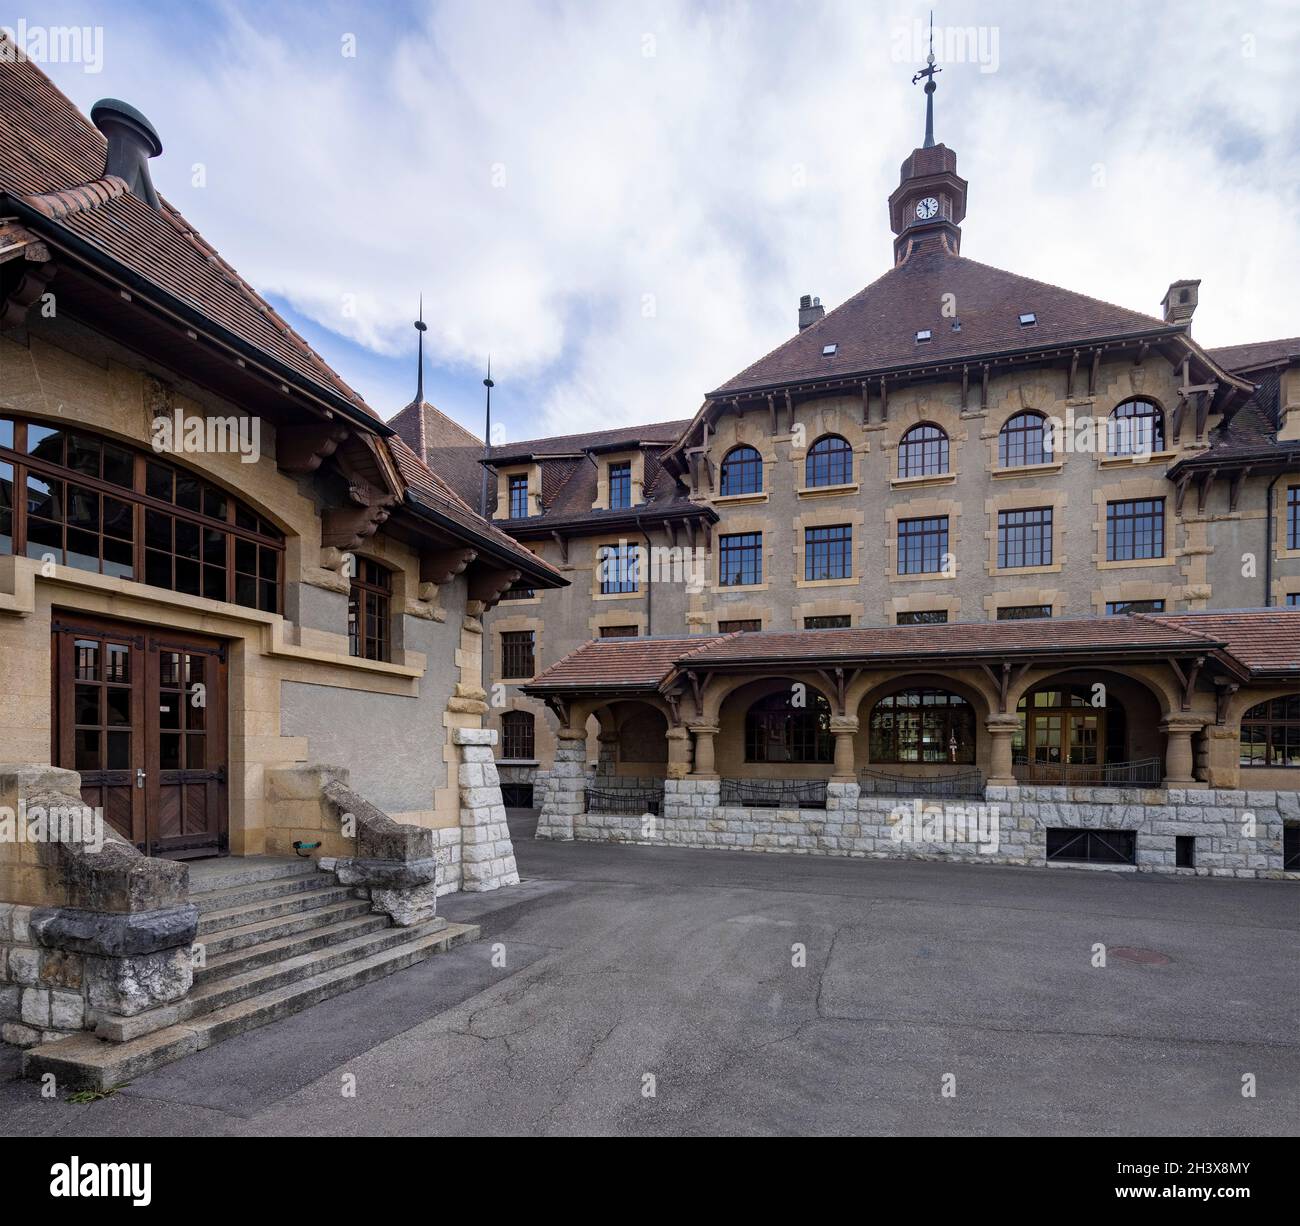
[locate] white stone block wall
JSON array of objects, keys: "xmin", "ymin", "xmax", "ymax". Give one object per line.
[
  {"xmin": 549, "ymin": 776, "xmax": 1299, "ymax": 880},
  {"xmin": 0, "ymin": 904, "xmax": 89, "ymax": 1047},
  {"xmin": 454, "ymin": 728, "xmax": 520, "ymax": 892},
  {"xmin": 536, "ymin": 739, "xmax": 586, "ymax": 841}
]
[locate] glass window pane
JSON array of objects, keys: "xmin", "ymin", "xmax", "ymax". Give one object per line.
[
  {"xmin": 67, "ymin": 434, "xmax": 101, "ymax": 477},
  {"xmin": 74, "ymin": 684, "xmax": 100, "ymax": 726},
  {"xmin": 146, "ymin": 549, "xmax": 172, "ymax": 588},
  {"xmin": 159, "ymin": 733, "xmax": 181, "ymax": 771},
  {"xmin": 106, "ymin": 730, "xmax": 130, "ymax": 770},
  {"xmin": 175, "ymin": 474, "xmax": 202, "ymax": 512},
  {"xmin": 27, "ymin": 424, "xmax": 63, "ymax": 464},
  {"xmin": 106, "ymin": 686, "xmax": 131, "ymax": 726},
  {"xmin": 65, "ymin": 527, "xmax": 100, "ymax": 573},
  {"xmin": 102, "ymin": 443, "xmax": 134, "ymax": 489},
  {"xmin": 145, "ymin": 509, "xmax": 172, "ymax": 551},
  {"xmin": 174, "ymin": 518, "xmax": 200, "ymax": 559},
  {"xmin": 74, "ymin": 728, "xmax": 100, "ymax": 771},
  {"xmin": 146, "ymin": 462, "xmax": 173, "ymax": 502}
]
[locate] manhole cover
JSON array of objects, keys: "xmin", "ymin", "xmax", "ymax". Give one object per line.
[{"xmin": 1111, "ymin": 946, "xmax": 1172, "ymax": 965}]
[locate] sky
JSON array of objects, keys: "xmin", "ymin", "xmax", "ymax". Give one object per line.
[{"xmin": 23, "ymin": 0, "xmax": 1300, "ymax": 447}]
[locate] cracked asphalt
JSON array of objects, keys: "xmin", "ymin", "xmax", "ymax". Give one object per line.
[{"xmin": 2, "ymin": 811, "xmax": 1297, "ymax": 1136}]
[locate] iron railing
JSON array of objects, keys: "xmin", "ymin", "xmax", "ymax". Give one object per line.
[
  {"xmin": 719, "ymin": 778, "xmax": 828, "ymax": 809},
  {"xmin": 1011, "ymin": 756, "xmax": 1162, "ymax": 786},
  {"xmin": 583, "ymin": 787, "xmax": 662, "ymax": 816},
  {"xmin": 858, "ymin": 768, "xmax": 985, "ymax": 798}
]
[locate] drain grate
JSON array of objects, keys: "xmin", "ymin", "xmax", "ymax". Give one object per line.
[{"xmin": 1110, "ymin": 946, "xmax": 1172, "ymax": 965}]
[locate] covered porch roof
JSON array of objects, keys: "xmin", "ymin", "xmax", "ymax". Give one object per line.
[{"xmin": 523, "ymin": 611, "xmax": 1300, "ymax": 708}]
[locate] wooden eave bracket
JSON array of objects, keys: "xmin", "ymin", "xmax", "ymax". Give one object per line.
[
  {"xmin": 468, "ymin": 564, "xmax": 522, "ymax": 609},
  {"xmin": 276, "ymin": 423, "xmax": 350, "ymax": 474}
]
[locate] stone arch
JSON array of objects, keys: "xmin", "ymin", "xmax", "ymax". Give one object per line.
[
  {"xmin": 855, "ymin": 672, "xmax": 991, "ymax": 769},
  {"xmin": 712, "ymin": 675, "xmax": 836, "ymax": 780},
  {"xmin": 1006, "ymin": 662, "xmax": 1182, "ymax": 721},
  {"xmin": 699, "ymin": 669, "xmax": 831, "ymax": 725}
]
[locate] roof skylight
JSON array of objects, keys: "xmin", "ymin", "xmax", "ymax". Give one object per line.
[
  {"xmin": 1018, "ymin": 312, "xmax": 1037, "ymax": 327},
  {"xmin": 821, "ymin": 343, "xmax": 838, "ymax": 356}
]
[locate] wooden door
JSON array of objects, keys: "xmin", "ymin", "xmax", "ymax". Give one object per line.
[{"xmin": 53, "ymin": 615, "xmax": 228, "ymax": 858}]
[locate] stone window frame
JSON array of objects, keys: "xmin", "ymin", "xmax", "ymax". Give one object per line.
[
  {"xmin": 493, "ymin": 613, "xmax": 543, "ymax": 682},
  {"xmin": 884, "ymin": 401, "xmax": 963, "ymax": 490},
  {"xmin": 987, "ymin": 405, "xmax": 1064, "ymax": 478},
  {"xmin": 1278, "ymin": 475, "xmax": 1300, "ymax": 560},
  {"xmin": 493, "ymin": 463, "xmax": 540, "ymax": 521},
  {"xmin": 788, "ymin": 400, "xmax": 870, "ymax": 497},
  {"xmin": 1090, "ymin": 578, "xmax": 1177, "ymax": 617},
  {"xmin": 347, "ymin": 554, "xmax": 393, "ymax": 662},
  {"xmin": 1104, "ymin": 396, "xmax": 1167, "ymax": 459},
  {"xmin": 590, "ymin": 535, "xmax": 645, "ymax": 601},
  {"xmin": 803, "ymin": 433, "xmax": 855, "ymax": 488},
  {"xmin": 795, "ymin": 503, "xmax": 864, "ymax": 590},
  {"xmin": 500, "ymin": 709, "xmax": 536, "ymax": 761},
  {"xmin": 983, "ymin": 587, "xmax": 1062, "ymax": 620},
  {"xmin": 717, "ymin": 530, "xmax": 764, "ymax": 588},
  {"xmin": 589, "ymin": 609, "xmax": 647, "ymax": 637},
  {"xmin": 890, "ymin": 592, "xmax": 962, "ymax": 624},
  {"xmin": 711, "ymin": 602, "xmax": 771, "ymax": 632},
  {"xmin": 794, "ymin": 595, "xmax": 863, "ymax": 628},
  {"xmin": 884, "ymin": 496, "xmax": 960, "ymax": 584},
  {"xmin": 1093, "ymin": 475, "xmax": 1176, "ymax": 571},
  {"xmin": 718, "ymin": 444, "xmax": 765, "ymax": 497},
  {"xmin": 711, "ymin": 512, "xmax": 771, "ymax": 594},
  {"xmin": 896, "ymin": 421, "xmax": 951, "ymax": 479},
  {"xmin": 985, "ymin": 487, "xmax": 1066, "ymax": 577},
  {"xmin": 591, "ymin": 448, "xmax": 645, "ymax": 511}
]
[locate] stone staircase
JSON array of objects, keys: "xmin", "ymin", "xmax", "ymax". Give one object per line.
[{"xmin": 24, "ymin": 859, "xmax": 478, "ymax": 1090}]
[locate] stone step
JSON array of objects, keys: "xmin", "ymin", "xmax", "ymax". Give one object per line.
[
  {"xmin": 23, "ymin": 922, "xmax": 481, "ymax": 1090},
  {"xmin": 185, "ymin": 858, "xmax": 320, "ymax": 892},
  {"xmin": 198, "ymin": 899, "xmax": 374, "ymax": 957},
  {"xmin": 190, "ymin": 871, "xmax": 331, "ymax": 916},
  {"xmin": 186, "ymin": 918, "xmax": 451, "ymax": 1015},
  {"xmin": 196, "ymin": 885, "xmax": 354, "ymax": 935},
  {"xmin": 194, "ymin": 913, "xmax": 391, "ymax": 985}
]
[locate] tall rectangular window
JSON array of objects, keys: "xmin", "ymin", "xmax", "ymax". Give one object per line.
[
  {"xmin": 896, "ymin": 516, "xmax": 948, "ymax": 575},
  {"xmin": 804, "ymin": 524, "xmax": 852, "ymax": 580},
  {"xmin": 508, "ymin": 474, "xmax": 529, "ymax": 519},
  {"xmin": 1288, "ymin": 486, "xmax": 1299, "ymax": 550},
  {"xmin": 348, "ymin": 558, "xmax": 391, "ymax": 662},
  {"xmin": 500, "ymin": 630, "xmax": 535, "ymax": 679},
  {"xmin": 597, "ymin": 542, "xmax": 639, "ymax": 594},
  {"xmin": 501, "ymin": 710, "xmax": 535, "ymax": 759},
  {"xmin": 1106, "ymin": 498, "xmax": 1164, "ymax": 561},
  {"xmin": 609, "ymin": 462, "xmax": 632, "ymax": 509},
  {"xmin": 997, "ymin": 507, "xmax": 1053, "ymax": 569},
  {"xmin": 719, "ymin": 532, "xmax": 762, "ymax": 586}
]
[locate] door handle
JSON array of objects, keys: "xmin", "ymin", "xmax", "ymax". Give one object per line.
[{"xmin": 136, "ymin": 768, "xmax": 146, "ymax": 789}]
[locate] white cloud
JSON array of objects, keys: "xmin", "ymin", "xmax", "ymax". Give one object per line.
[{"xmin": 38, "ymin": 0, "xmax": 1300, "ymax": 437}]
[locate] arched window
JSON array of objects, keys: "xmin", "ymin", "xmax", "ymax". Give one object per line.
[
  {"xmin": 805, "ymin": 435, "xmax": 852, "ymax": 487},
  {"xmin": 744, "ymin": 689, "xmax": 833, "ymax": 763},
  {"xmin": 898, "ymin": 424, "xmax": 949, "ymax": 478},
  {"xmin": 348, "ymin": 557, "xmax": 392, "ymax": 661},
  {"xmin": 869, "ymin": 688, "xmax": 975, "ymax": 764},
  {"xmin": 998, "ymin": 411, "xmax": 1051, "ymax": 468},
  {"xmin": 719, "ymin": 445, "xmax": 763, "ymax": 496},
  {"xmin": 1107, "ymin": 399, "xmax": 1165, "ymax": 456},
  {"xmin": 1240, "ymin": 695, "xmax": 1300, "ymax": 768},
  {"xmin": 0, "ymin": 414, "xmax": 283, "ymax": 611},
  {"xmin": 501, "ymin": 710, "xmax": 535, "ymax": 760}
]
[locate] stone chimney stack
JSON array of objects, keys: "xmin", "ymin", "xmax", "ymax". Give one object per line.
[
  {"xmin": 1161, "ymin": 279, "xmax": 1200, "ymax": 329},
  {"xmin": 798, "ymin": 294, "xmax": 824, "ymax": 331}
]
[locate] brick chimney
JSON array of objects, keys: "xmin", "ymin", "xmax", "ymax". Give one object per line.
[{"xmin": 798, "ymin": 294, "xmax": 824, "ymax": 331}]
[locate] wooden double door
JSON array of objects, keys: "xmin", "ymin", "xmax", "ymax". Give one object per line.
[{"xmin": 52, "ymin": 615, "xmax": 229, "ymax": 859}]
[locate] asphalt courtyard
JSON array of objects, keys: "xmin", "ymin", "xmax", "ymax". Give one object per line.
[{"xmin": 1, "ymin": 812, "xmax": 1297, "ymax": 1136}]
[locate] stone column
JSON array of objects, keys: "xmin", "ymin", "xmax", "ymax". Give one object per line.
[
  {"xmin": 454, "ymin": 727, "xmax": 520, "ymax": 892},
  {"xmin": 1161, "ymin": 717, "xmax": 1202, "ymax": 787},
  {"xmin": 536, "ymin": 730, "xmax": 586, "ymax": 840},
  {"xmin": 984, "ymin": 715, "xmax": 1020, "ymax": 786},
  {"xmin": 596, "ymin": 731, "xmax": 619, "ymax": 777},
  {"xmin": 829, "ymin": 716, "xmax": 859, "ymax": 783},
  {"xmin": 666, "ymin": 725, "xmax": 693, "ymax": 779},
  {"xmin": 688, "ymin": 724, "xmax": 720, "ymax": 779}
]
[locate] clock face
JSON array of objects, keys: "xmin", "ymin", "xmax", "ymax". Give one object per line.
[{"xmin": 915, "ymin": 196, "xmax": 939, "ymax": 220}]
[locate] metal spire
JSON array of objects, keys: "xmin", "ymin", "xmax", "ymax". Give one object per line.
[
  {"xmin": 479, "ymin": 356, "xmax": 494, "ymax": 518},
  {"xmin": 911, "ymin": 11, "xmax": 941, "ymax": 148},
  {"xmin": 413, "ymin": 295, "xmax": 427, "ymax": 404}
]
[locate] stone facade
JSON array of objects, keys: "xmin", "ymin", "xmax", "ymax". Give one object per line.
[{"xmin": 555, "ymin": 777, "xmax": 1296, "ymax": 880}]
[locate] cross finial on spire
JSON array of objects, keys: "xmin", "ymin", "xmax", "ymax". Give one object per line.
[
  {"xmin": 911, "ymin": 10, "xmax": 941, "ymax": 149},
  {"xmin": 413, "ymin": 295, "xmax": 428, "ymax": 403}
]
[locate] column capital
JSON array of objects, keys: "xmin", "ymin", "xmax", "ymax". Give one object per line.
[
  {"xmin": 1160, "ymin": 715, "xmax": 1208, "ymax": 735},
  {"xmin": 687, "ymin": 723, "xmax": 720, "ymax": 736},
  {"xmin": 984, "ymin": 715, "xmax": 1021, "ymax": 734},
  {"xmin": 828, "ymin": 716, "xmax": 860, "ymax": 734}
]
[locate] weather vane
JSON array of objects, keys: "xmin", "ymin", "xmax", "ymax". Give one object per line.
[{"xmin": 911, "ymin": 10, "xmax": 941, "ymax": 149}]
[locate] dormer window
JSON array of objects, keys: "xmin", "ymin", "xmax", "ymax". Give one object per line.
[
  {"xmin": 1018, "ymin": 312, "xmax": 1037, "ymax": 327},
  {"xmin": 508, "ymin": 473, "xmax": 529, "ymax": 519},
  {"xmin": 915, "ymin": 329, "xmax": 932, "ymax": 343},
  {"xmin": 821, "ymin": 343, "xmax": 838, "ymax": 357},
  {"xmin": 609, "ymin": 461, "xmax": 632, "ymax": 509}
]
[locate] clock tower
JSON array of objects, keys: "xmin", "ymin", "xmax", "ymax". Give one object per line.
[{"xmin": 887, "ymin": 27, "xmax": 968, "ymax": 265}]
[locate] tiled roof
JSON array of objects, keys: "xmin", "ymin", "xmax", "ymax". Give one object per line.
[
  {"xmin": 387, "ymin": 399, "xmax": 484, "ymax": 508},
  {"xmin": 1151, "ymin": 610, "xmax": 1300, "ymax": 674},
  {"xmin": 490, "ymin": 419, "xmax": 691, "ymax": 461},
  {"xmin": 712, "ymin": 245, "xmax": 1175, "ymax": 395},
  {"xmin": 386, "ymin": 436, "xmax": 563, "ymax": 584},
  {"xmin": 677, "ymin": 615, "xmax": 1224, "ymax": 665},
  {"xmin": 1207, "ymin": 337, "xmax": 1300, "ymax": 373},
  {"xmin": 525, "ymin": 635, "xmax": 729, "ymax": 690},
  {"xmin": 0, "ymin": 47, "xmax": 374, "ymax": 416},
  {"xmin": 527, "ymin": 611, "xmax": 1300, "ymax": 692}
]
